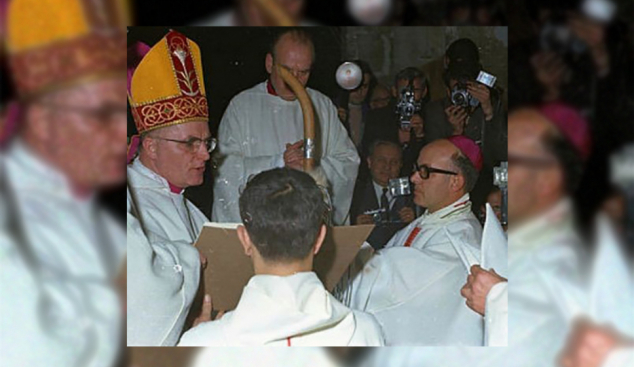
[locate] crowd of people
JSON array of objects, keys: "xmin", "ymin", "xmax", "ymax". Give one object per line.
[
  {"xmin": 124, "ymin": 27, "xmax": 509, "ymax": 348},
  {"xmin": 1, "ymin": 0, "xmax": 632, "ymax": 366}
]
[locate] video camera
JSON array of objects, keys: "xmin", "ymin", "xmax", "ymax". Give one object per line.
[{"xmin": 395, "ymin": 83, "xmax": 421, "ymax": 130}]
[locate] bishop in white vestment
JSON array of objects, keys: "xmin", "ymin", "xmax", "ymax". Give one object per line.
[
  {"xmin": 126, "ymin": 30, "xmax": 215, "ymax": 346},
  {"xmin": 342, "ymin": 136, "xmax": 485, "ymax": 345}
]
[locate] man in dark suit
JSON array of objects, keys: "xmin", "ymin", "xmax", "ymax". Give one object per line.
[{"xmin": 350, "ymin": 140, "xmax": 417, "ymax": 249}]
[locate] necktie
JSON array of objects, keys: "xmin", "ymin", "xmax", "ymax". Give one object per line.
[{"xmin": 381, "ymin": 187, "xmax": 389, "ymax": 221}]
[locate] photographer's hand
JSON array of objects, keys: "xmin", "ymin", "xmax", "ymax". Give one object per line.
[
  {"xmin": 356, "ymin": 214, "xmax": 374, "ymax": 225},
  {"xmin": 398, "ymin": 127, "xmax": 411, "ymax": 145},
  {"xmin": 445, "ymin": 105, "xmax": 467, "ymax": 135},
  {"xmin": 398, "ymin": 207, "xmax": 415, "ymax": 223},
  {"xmin": 467, "ymin": 82, "xmax": 493, "ymax": 120}
]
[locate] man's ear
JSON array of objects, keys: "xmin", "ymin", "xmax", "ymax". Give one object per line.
[
  {"xmin": 237, "ymin": 225, "xmax": 254, "ymax": 257},
  {"xmin": 313, "ymin": 224, "xmax": 327, "ymax": 256},
  {"xmin": 141, "ymin": 135, "xmax": 159, "ymax": 160},
  {"xmin": 451, "ymin": 173, "xmax": 466, "ymax": 193},
  {"xmin": 391, "ymin": 85, "xmax": 398, "ymax": 98},
  {"xmin": 265, "ymin": 53, "xmax": 273, "ymax": 75},
  {"xmin": 366, "ymin": 156, "xmax": 372, "ymax": 169}
]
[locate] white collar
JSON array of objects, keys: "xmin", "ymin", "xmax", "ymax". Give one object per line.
[
  {"xmin": 6, "ymin": 139, "xmax": 95, "ymax": 203},
  {"xmin": 419, "ymin": 193, "xmax": 472, "ymax": 223},
  {"xmin": 129, "ymin": 157, "xmax": 184, "ymax": 195}
]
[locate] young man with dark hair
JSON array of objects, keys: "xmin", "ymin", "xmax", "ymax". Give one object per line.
[{"xmin": 180, "ymin": 168, "xmax": 384, "ymax": 346}]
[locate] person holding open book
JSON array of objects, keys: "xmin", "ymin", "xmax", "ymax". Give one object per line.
[{"xmin": 179, "ymin": 168, "xmax": 384, "ymax": 346}]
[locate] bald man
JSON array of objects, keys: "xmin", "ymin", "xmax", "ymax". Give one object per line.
[
  {"xmin": 366, "ymin": 106, "xmax": 596, "ymax": 365},
  {"xmin": 339, "ymin": 136, "xmax": 486, "ymax": 345},
  {"xmin": 212, "ymin": 29, "xmax": 359, "ymax": 225}
]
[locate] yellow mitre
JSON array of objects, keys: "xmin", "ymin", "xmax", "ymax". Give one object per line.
[
  {"xmin": 128, "ymin": 30, "xmax": 208, "ymax": 134},
  {"xmin": 6, "ymin": 0, "xmax": 128, "ymax": 98}
]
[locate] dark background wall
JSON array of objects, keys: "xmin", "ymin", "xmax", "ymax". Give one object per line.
[
  {"xmin": 342, "ymin": 26, "xmax": 508, "ymax": 96},
  {"xmin": 128, "ymin": 26, "xmax": 508, "ymax": 217},
  {"xmin": 128, "ymin": 27, "xmax": 345, "ymax": 216}
]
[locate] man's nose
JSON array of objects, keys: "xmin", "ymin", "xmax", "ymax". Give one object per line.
[
  {"xmin": 410, "ymin": 171, "xmax": 420, "ymax": 184},
  {"xmin": 196, "ymin": 144, "xmax": 210, "ymax": 161}
]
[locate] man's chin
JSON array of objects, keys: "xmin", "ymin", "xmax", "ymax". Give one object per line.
[
  {"xmin": 187, "ymin": 175, "xmax": 205, "ymax": 187},
  {"xmin": 413, "ymin": 192, "xmax": 426, "ymax": 207}
]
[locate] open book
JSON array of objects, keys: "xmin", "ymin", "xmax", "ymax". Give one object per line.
[{"xmin": 195, "ymin": 223, "xmax": 374, "ymax": 311}]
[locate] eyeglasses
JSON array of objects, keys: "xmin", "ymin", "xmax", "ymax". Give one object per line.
[
  {"xmin": 413, "ymin": 161, "xmax": 458, "ymax": 179},
  {"xmin": 153, "ymin": 136, "xmax": 217, "ymax": 154}
]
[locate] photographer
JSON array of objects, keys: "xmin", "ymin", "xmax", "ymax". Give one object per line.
[
  {"xmin": 350, "ymin": 140, "xmax": 416, "ymax": 249},
  {"xmin": 423, "ymin": 60, "xmax": 506, "ymax": 210},
  {"xmin": 361, "ymin": 67, "xmax": 430, "ymax": 179}
]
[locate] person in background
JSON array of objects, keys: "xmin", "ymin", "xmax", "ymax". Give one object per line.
[
  {"xmin": 480, "ymin": 186, "xmax": 503, "ymax": 225},
  {"xmin": 336, "ymin": 59, "xmax": 376, "ymax": 154},
  {"xmin": 369, "ymin": 84, "xmax": 391, "ymax": 110},
  {"xmin": 212, "ymin": 29, "xmax": 359, "ymax": 226},
  {"xmin": 350, "ymin": 140, "xmax": 416, "ymax": 250},
  {"xmin": 362, "ymin": 67, "xmax": 429, "ymax": 179}
]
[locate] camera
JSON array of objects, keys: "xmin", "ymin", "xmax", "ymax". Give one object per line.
[
  {"xmin": 493, "ymin": 162, "xmax": 508, "ymax": 226},
  {"xmin": 450, "ymin": 71, "xmax": 496, "ymax": 108},
  {"xmin": 493, "ymin": 161, "xmax": 508, "ymax": 188},
  {"xmin": 388, "ymin": 177, "xmax": 412, "ymax": 197},
  {"xmin": 395, "ymin": 84, "xmax": 421, "ymax": 130},
  {"xmin": 450, "ymin": 82, "xmax": 477, "ymax": 108},
  {"xmin": 364, "ymin": 208, "xmax": 387, "ymax": 224}
]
